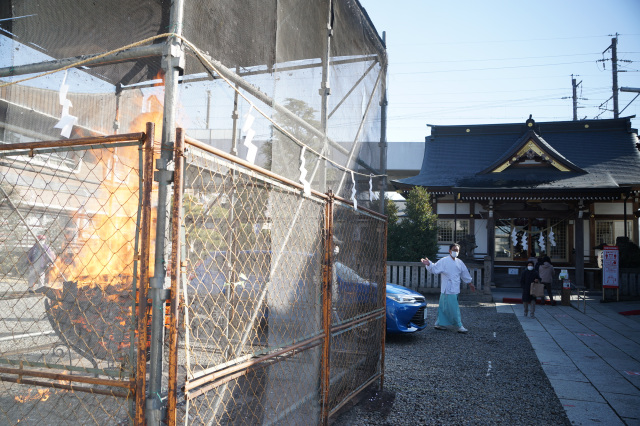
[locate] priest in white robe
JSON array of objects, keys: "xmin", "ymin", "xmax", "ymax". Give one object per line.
[{"xmin": 421, "ymin": 243, "xmax": 475, "ymax": 333}]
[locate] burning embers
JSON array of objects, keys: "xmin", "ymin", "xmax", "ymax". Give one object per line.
[
  {"xmin": 41, "ymin": 278, "xmax": 136, "ymax": 367},
  {"xmin": 14, "ymin": 388, "xmax": 51, "ymax": 403}
]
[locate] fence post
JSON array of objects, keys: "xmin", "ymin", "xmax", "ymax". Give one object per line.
[
  {"xmin": 147, "ymin": 130, "xmax": 172, "ymax": 423},
  {"xmin": 380, "ymin": 218, "xmax": 388, "ymax": 390},
  {"xmin": 165, "ymin": 128, "xmax": 185, "ymax": 426},
  {"xmin": 483, "ymin": 256, "xmax": 492, "ymax": 294},
  {"xmin": 410, "ymin": 265, "xmax": 418, "ymax": 290},
  {"xmin": 135, "ymin": 123, "xmax": 154, "ymax": 425},
  {"xmin": 320, "ymin": 191, "xmax": 334, "ymax": 425}
]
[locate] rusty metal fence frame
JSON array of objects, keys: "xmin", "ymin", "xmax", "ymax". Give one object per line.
[
  {"xmin": 0, "ymin": 124, "xmax": 386, "ymax": 424},
  {"xmin": 0, "ymin": 127, "xmax": 154, "ymax": 424},
  {"xmin": 161, "ymin": 131, "xmax": 387, "ymax": 425}
]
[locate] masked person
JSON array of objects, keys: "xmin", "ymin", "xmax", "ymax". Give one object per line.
[
  {"xmin": 421, "ymin": 244, "xmax": 475, "ymax": 333},
  {"xmin": 520, "ymin": 261, "xmax": 541, "ymax": 318}
]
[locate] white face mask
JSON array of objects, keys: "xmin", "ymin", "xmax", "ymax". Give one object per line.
[
  {"xmin": 450, "ymin": 250, "xmax": 458, "ymax": 258},
  {"xmin": 527, "ymin": 266, "xmax": 534, "ymax": 271}
]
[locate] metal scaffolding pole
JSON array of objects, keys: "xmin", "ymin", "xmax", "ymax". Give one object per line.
[
  {"xmin": 146, "ymin": 0, "xmax": 186, "ymax": 423},
  {"xmin": 319, "ymin": 0, "xmax": 334, "ymax": 192},
  {"xmin": 379, "ymin": 32, "xmax": 388, "ymax": 215},
  {"xmin": 0, "ymin": 44, "xmax": 163, "ymax": 78}
]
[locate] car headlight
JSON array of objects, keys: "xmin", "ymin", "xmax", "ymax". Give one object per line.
[{"xmin": 387, "ymin": 294, "xmax": 419, "ymax": 304}]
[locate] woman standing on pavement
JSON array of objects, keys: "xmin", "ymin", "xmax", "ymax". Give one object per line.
[{"xmin": 520, "ymin": 261, "xmax": 540, "ymax": 318}]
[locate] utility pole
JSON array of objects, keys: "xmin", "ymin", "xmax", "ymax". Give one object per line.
[
  {"xmin": 602, "ymin": 34, "xmax": 620, "ymax": 118},
  {"xmin": 572, "ymin": 75, "xmax": 580, "ymax": 121},
  {"xmin": 206, "ymin": 89, "xmax": 211, "ymax": 129},
  {"xmin": 598, "ymin": 33, "xmax": 632, "ymax": 118},
  {"xmin": 562, "ymin": 74, "xmax": 585, "ymax": 121},
  {"xmin": 612, "ymin": 35, "xmax": 619, "ymax": 118}
]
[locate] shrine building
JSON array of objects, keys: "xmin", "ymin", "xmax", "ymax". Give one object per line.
[{"xmin": 393, "ymin": 115, "xmax": 640, "ymax": 288}]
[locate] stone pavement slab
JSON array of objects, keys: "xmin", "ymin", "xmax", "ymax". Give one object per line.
[
  {"xmin": 494, "ymin": 288, "xmax": 640, "ymax": 425},
  {"xmin": 550, "ymin": 378, "xmax": 605, "ymax": 402},
  {"xmin": 560, "ymin": 399, "xmax": 625, "ymax": 426},
  {"xmin": 602, "ymin": 392, "xmax": 640, "ymax": 420}
]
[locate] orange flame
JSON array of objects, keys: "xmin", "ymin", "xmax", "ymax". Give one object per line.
[
  {"xmin": 48, "ymin": 144, "xmax": 142, "ymax": 288},
  {"xmin": 49, "ymin": 78, "xmax": 164, "ymax": 288},
  {"xmin": 47, "ymin": 71, "xmax": 178, "ymax": 290}
]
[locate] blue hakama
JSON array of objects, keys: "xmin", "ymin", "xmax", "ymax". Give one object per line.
[{"xmin": 436, "ymin": 293, "xmax": 463, "ymax": 327}]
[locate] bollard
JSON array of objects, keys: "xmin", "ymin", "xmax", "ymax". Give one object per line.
[{"xmin": 561, "ymin": 279, "xmax": 571, "ymax": 306}]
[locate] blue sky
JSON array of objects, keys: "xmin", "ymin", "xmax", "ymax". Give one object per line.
[{"xmin": 360, "ymin": 0, "xmax": 640, "ymax": 142}]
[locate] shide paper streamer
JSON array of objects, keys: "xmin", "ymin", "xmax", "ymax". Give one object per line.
[
  {"xmin": 351, "ymin": 171, "xmax": 357, "ymax": 211},
  {"xmin": 299, "ymin": 146, "xmax": 311, "ymax": 197},
  {"xmin": 242, "ymin": 107, "xmax": 257, "ymax": 164},
  {"xmin": 54, "ymin": 71, "xmax": 78, "ymax": 138}
]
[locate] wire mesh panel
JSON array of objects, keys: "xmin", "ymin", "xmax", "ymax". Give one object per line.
[
  {"xmin": 177, "ymin": 141, "xmax": 326, "ymax": 424},
  {"xmin": 329, "ymin": 199, "xmax": 386, "ymax": 414},
  {"xmin": 0, "ymin": 141, "xmax": 144, "ymax": 424}
]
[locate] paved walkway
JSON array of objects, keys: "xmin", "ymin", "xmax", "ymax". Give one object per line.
[{"xmin": 492, "ymin": 288, "xmax": 640, "ymax": 425}]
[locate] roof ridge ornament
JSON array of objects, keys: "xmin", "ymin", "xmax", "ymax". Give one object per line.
[{"xmin": 526, "ymin": 114, "xmax": 535, "ymax": 128}]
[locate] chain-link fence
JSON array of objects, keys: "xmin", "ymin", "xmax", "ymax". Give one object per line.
[
  {"xmin": 0, "ymin": 128, "xmax": 386, "ymax": 424},
  {"xmin": 0, "ymin": 132, "xmax": 153, "ymax": 425},
  {"xmin": 166, "ymin": 133, "xmax": 387, "ymax": 424}
]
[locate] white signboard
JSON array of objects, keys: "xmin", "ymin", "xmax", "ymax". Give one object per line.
[{"xmin": 602, "ymin": 245, "xmax": 619, "ymax": 288}]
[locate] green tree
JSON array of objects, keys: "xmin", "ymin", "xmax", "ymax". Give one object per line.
[
  {"xmin": 370, "ymin": 196, "xmax": 400, "ymax": 260},
  {"xmin": 389, "ymin": 187, "xmax": 438, "ymax": 261}
]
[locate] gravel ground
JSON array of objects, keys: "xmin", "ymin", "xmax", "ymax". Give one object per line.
[{"xmin": 331, "ymin": 294, "xmax": 571, "ymax": 426}]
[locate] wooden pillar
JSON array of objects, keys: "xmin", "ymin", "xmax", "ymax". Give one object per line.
[
  {"xmin": 589, "ymin": 203, "xmax": 596, "ymax": 265},
  {"xmin": 575, "ymin": 211, "xmax": 585, "ymax": 287},
  {"xmin": 486, "ymin": 200, "xmax": 495, "ymax": 285},
  {"xmin": 633, "ymin": 197, "xmax": 639, "ymax": 244}
]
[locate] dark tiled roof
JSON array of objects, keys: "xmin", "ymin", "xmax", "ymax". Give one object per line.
[{"xmin": 394, "ymin": 117, "xmax": 640, "ymax": 191}]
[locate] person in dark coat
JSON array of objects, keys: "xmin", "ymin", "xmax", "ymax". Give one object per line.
[{"xmin": 520, "ymin": 261, "xmax": 540, "ymax": 318}]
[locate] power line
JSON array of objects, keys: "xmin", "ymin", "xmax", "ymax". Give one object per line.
[
  {"xmin": 393, "ymin": 52, "xmax": 605, "ymax": 65},
  {"xmin": 395, "ymin": 33, "xmax": 639, "ymax": 47},
  {"xmin": 395, "ymin": 60, "xmax": 596, "ymax": 75}
]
